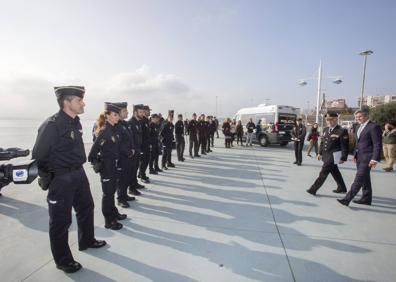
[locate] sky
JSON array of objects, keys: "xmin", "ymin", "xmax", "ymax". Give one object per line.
[{"xmin": 0, "ymin": 0, "xmax": 395, "ymax": 120}]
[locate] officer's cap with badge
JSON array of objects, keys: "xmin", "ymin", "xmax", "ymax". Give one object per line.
[
  {"xmin": 104, "ymin": 102, "xmax": 121, "ymax": 114},
  {"xmin": 325, "ymin": 112, "xmax": 338, "ymax": 119},
  {"xmin": 54, "ymin": 86, "xmax": 85, "ymax": 98},
  {"xmin": 144, "ymin": 105, "xmax": 151, "ymax": 112}
]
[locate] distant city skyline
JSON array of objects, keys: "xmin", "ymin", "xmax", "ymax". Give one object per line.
[{"xmin": 0, "ymin": 0, "xmax": 395, "ymax": 119}]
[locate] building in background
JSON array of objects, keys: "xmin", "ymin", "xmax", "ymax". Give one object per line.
[{"xmin": 358, "ymin": 95, "xmax": 396, "ymax": 108}]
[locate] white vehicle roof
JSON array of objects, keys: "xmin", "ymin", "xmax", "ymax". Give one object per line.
[{"xmin": 235, "ymin": 104, "xmax": 299, "ymax": 115}]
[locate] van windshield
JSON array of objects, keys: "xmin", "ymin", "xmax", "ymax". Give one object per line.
[{"xmin": 278, "ymin": 113, "xmax": 296, "ymax": 124}]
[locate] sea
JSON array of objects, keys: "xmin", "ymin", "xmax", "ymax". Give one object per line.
[{"xmin": 0, "ymin": 118, "xmax": 95, "ymax": 151}]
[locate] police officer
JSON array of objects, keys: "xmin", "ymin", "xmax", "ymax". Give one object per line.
[
  {"xmin": 138, "ymin": 105, "xmax": 151, "ymax": 184},
  {"xmin": 161, "ymin": 110, "xmax": 176, "ymax": 170},
  {"xmin": 149, "ymin": 114, "xmax": 162, "ymax": 174},
  {"xmin": 198, "ymin": 114, "xmax": 208, "ymax": 155},
  {"xmin": 32, "ymin": 86, "xmax": 106, "ymax": 273},
  {"xmin": 306, "ymin": 112, "xmax": 349, "ymax": 196},
  {"xmin": 128, "ymin": 104, "xmax": 145, "ymax": 195},
  {"xmin": 188, "ymin": 113, "xmax": 200, "ymax": 158},
  {"xmin": 114, "ymin": 102, "xmax": 136, "ymax": 208},
  {"xmin": 205, "ymin": 115, "xmax": 213, "ymax": 153},
  {"xmin": 292, "ymin": 118, "xmax": 307, "ymax": 165},
  {"xmin": 208, "ymin": 116, "xmax": 216, "ymax": 147},
  {"xmin": 175, "ymin": 114, "xmax": 186, "ymax": 162},
  {"xmin": 88, "ymin": 102, "xmax": 127, "ymax": 231}
]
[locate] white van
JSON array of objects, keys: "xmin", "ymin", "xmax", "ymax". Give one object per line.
[{"xmin": 234, "ymin": 104, "xmax": 299, "ymax": 146}]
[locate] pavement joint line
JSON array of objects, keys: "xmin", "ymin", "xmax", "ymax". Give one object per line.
[
  {"xmin": 21, "ymin": 257, "xmax": 55, "ymax": 281},
  {"xmin": 252, "ymin": 149, "xmax": 297, "ymax": 282}
]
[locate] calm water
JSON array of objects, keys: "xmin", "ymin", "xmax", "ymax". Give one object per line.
[{"xmin": 0, "ymin": 118, "xmax": 95, "ymax": 150}]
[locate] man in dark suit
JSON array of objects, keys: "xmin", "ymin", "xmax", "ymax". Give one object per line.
[
  {"xmin": 338, "ymin": 109, "xmax": 382, "ymax": 206},
  {"xmin": 307, "ymin": 112, "xmax": 349, "ymax": 196},
  {"xmin": 292, "ymin": 118, "xmax": 307, "ymax": 166}
]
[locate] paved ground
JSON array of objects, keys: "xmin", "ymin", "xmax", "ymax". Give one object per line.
[{"xmin": 1, "ymin": 138, "xmax": 396, "ymax": 282}]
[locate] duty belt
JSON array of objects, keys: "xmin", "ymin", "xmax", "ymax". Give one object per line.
[{"xmin": 53, "ymin": 166, "xmax": 83, "ymax": 176}]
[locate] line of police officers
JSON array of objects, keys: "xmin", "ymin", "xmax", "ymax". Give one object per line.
[{"xmin": 32, "ymin": 86, "xmax": 217, "ymax": 273}]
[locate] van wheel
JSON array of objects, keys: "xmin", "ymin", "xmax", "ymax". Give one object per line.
[
  {"xmin": 280, "ymin": 142, "xmax": 288, "ymax": 146},
  {"xmin": 259, "ymin": 135, "xmax": 269, "ymax": 147}
]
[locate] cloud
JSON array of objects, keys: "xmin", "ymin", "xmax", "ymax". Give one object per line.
[{"xmin": 107, "ymin": 65, "xmax": 189, "ymax": 97}]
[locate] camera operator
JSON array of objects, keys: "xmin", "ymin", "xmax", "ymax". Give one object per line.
[{"xmin": 32, "ymin": 86, "xmax": 106, "ymax": 273}]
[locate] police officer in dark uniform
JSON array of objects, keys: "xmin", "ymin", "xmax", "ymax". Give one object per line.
[
  {"xmin": 307, "ymin": 112, "xmax": 349, "ymax": 196},
  {"xmin": 205, "ymin": 115, "xmax": 213, "ymax": 153},
  {"xmin": 128, "ymin": 104, "xmax": 145, "ymax": 195},
  {"xmin": 292, "ymin": 118, "xmax": 307, "ymax": 165},
  {"xmin": 188, "ymin": 113, "xmax": 200, "ymax": 158},
  {"xmin": 198, "ymin": 114, "xmax": 208, "ymax": 155},
  {"xmin": 149, "ymin": 114, "xmax": 162, "ymax": 174},
  {"xmin": 32, "ymin": 86, "xmax": 106, "ymax": 273},
  {"xmin": 161, "ymin": 110, "xmax": 175, "ymax": 170},
  {"xmin": 138, "ymin": 105, "xmax": 151, "ymax": 184},
  {"xmin": 88, "ymin": 102, "xmax": 127, "ymax": 230},
  {"xmin": 114, "ymin": 102, "xmax": 136, "ymax": 208},
  {"xmin": 175, "ymin": 114, "xmax": 186, "ymax": 162}
]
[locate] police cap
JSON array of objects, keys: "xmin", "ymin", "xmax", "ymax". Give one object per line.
[
  {"xmin": 104, "ymin": 102, "xmax": 121, "ymax": 114},
  {"xmin": 54, "ymin": 86, "xmax": 85, "ymax": 99}
]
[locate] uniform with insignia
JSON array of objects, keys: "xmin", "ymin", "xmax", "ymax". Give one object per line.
[
  {"xmin": 175, "ymin": 116, "xmax": 186, "ymax": 161},
  {"xmin": 32, "ymin": 86, "xmax": 105, "ymax": 273},
  {"xmin": 149, "ymin": 115, "xmax": 162, "ymax": 173},
  {"xmin": 307, "ymin": 113, "xmax": 349, "ymax": 195},
  {"xmin": 197, "ymin": 116, "xmax": 208, "ymax": 155},
  {"xmin": 139, "ymin": 108, "xmax": 151, "ymax": 182},
  {"xmin": 161, "ymin": 115, "xmax": 175, "ymax": 169},
  {"xmin": 114, "ymin": 102, "xmax": 136, "ymax": 208},
  {"xmin": 128, "ymin": 107, "xmax": 145, "ymax": 194},
  {"xmin": 88, "ymin": 103, "xmax": 125, "ymax": 230},
  {"xmin": 188, "ymin": 116, "xmax": 200, "ymax": 157}
]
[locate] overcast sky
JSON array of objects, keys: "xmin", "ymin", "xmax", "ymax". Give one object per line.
[{"xmin": 0, "ymin": 0, "xmax": 395, "ymax": 120}]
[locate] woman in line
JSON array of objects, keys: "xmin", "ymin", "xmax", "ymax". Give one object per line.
[{"xmin": 88, "ymin": 102, "xmax": 127, "ymax": 230}]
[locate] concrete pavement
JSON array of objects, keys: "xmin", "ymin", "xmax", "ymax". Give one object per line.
[{"xmin": 1, "ymin": 138, "xmax": 395, "ymax": 281}]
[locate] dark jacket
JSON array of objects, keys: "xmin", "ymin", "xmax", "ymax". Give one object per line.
[
  {"xmin": 161, "ymin": 121, "xmax": 175, "ymax": 144},
  {"xmin": 175, "ymin": 120, "xmax": 185, "ymax": 136},
  {"xmin": 246, "ymin": 121, "xmax": 255, "ymax": 133},
  {"xmin": 319, "ymin": 125, "xmax": 349, "ymax": 162},
  {"xmin": 354, "ymin": 121, "xmax": 382, "ymax": 162},
  {"xmin": 128, "ymin": 116, "xmax": 143, "ymax": 154},
  {"xmin": 115, "ymin": 120, "xmax": 135, "ymax": 159},
  {"xmin": 88, "ymin": 122, "xmax": 120, "ymax": 162},
  {"xmin": 149, "ymin": 122, "xmax": 160, "ymax": 146},
  {"xmin": 292, "ymin": 124, "xmax": 307, "ymax": 140}
]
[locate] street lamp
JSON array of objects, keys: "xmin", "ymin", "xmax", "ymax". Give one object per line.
[
  {"xmin": 359, "ymin": 50, "xmax": 374, "ymax": 109},
  {"xmin": 298, "ymin": 61, "xmax": 343, "ymax": 124}
]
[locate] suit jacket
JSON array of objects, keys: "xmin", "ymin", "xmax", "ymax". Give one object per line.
[
  {"xmin": 292, "ymin": 124, "xmax": 306, "ymax": 141},
  {"xmin": 354, "ymin": 121, "xmax": 382, "ymax": 162}
]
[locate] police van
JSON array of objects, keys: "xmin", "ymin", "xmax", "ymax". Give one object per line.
[{"xmin": 233, "ymin": 104, "xmax": 299, "ymax": 147}]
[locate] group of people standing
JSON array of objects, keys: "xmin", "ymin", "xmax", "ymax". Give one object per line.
[
  {"xmin": 221, "ymin": 118, "xmax": 256, "ymax": 148},
  {"xmin": 32, "ymin": 86, "xmax": 222, "ymax": 273}
]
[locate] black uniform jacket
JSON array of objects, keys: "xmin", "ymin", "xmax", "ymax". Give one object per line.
[{"xmin": 319, "ymin": 125, "xmax": 349, "ymax": 163}]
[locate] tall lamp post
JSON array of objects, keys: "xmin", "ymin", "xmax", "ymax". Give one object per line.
[
  {"xmin": 299, "ymin": 61, "xmax": 343, "ymax": 124},
  {"xmin": 359, "ymin": 50, "xmax": 374, "ymax": 109}
]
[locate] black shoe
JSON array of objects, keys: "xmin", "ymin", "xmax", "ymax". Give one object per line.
[
  {"xmin": 126, "ymin": 195, "xmax": 136, "ymax": 201},
  {"xmin": 136, "ymin": 183, "xmax": 145, "ymax": 189},
  {"xmin": 333, "ymin": 189, "xmax": 347, "ymax": 194},
  {"xmin": 306, "ymin": 189, "xmax": 316, "ymax": 196},
  {"xmin": 141, "ymin": 178, "xmax": 150, "ymax": 184},
  {"xmin": 337, "ymin": 198, "xmax": 350, "ymax": 206},
  {"xmin": 129, "ymin": 189, "xmax": 141, "ymax": 196},
  {"xmin": 352, "ymin": 199, "xmax": 372, "ymax": 205},
  {"xmin": 149, "ymin": 169, "xmax": 158, "ymax": 175},
  {"xmin": 105, "ymin": 220, "xmax": 123, "ymax": 230},
  {"xmin": 115, "ymin": 212, "xmax": 127, "ymax": 220},
  {"xmin": 297, "ymin": 163, "xmax": 302, "ymax": 166},
  {"xmin": 155, "ymin": 167, "xmax": 163, "ymax": 172},
  {"xmin": 56, "ymin": 261, "xmax": 82, "ymax": 273},
  {"xmin": 180, "ymin": 158, "xmax": 185, "ymax": 162},
  {"xmin": 195, "ymin": 154, "xmax": 201, "ymax": 158},
  {"xmin": 162, "ymin": 166, "xmax": 168, "ymax": 170},
  {"xmin": 293, "ymin": 161, "xmax": 297, "ymax": 164},
  {"xmin": 307, "ymin": 154, "xmax": 312, "ymax": 157},
  {"xmin": 201, "ymin": 152, "xmax": 207, "ymax": 155},
  {"xmin": 190, "ymin": 154, "xmax": 194, "ymax": 159},
  {"xmin": 168, "ymin": 163, "xmax": 176, "ymax": 168},
  {"xmin": 118, "ymin": 200, "xmax": 130, "ymax": 208},
  {"xmin": 79, "ymin": 239, "xmax": 107, "ymax": 251}
]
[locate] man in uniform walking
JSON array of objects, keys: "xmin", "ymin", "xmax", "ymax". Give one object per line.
[
  {"xmin": 306, "ymin": 112, "xmax": 349, "ymax": 196},
  {"xmin": 175, "ymin": 114, "xmax": 186, "ymax": 162},
  {"xmin": 32, "ymin": 86, "xmax": 106, "ymax": 273},
  {"xmin": 188, "ymin": 113, "xmax": 200, "ymax": 158}
]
